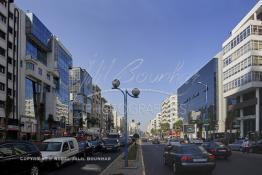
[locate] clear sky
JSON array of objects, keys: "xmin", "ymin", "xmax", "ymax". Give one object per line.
[{"xmin": 16, "ymin": 0, "xmax": 258, "ymax": 131}]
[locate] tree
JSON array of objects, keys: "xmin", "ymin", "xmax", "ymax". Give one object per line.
[
  {"xmin": 173, "ymin": 120, "xmax": 183, "ymax": 131},
  {"xmin": 151, "ymin": 128, "xmax": 157, "ymax": 135},
  {"xmin": 4, "ymin": 96, "xmax": 13, "ymax": 140},
  {"xmin": 160, "ymin": 123, "xmax": 170, "ymax": 133}
]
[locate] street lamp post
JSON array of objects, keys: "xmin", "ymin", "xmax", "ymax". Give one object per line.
[
  {"xmin": 196, "ymin": 82, "xmax": 208, "ymax": 139},
  {"xmin": 112, "ymin": 79, "xmax": 140, "ymax": 167}
]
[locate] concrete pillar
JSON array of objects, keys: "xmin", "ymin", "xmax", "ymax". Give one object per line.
[
  {"xmin": 240, "ymin": 95, "xmax": 244, "ymax": 138},
  {"xmin": 256, "ymin": 88, "xmax": 260, "ymax": 132},
  {"xmin": 254, "ymin": 12, "xmax": 257, "ymax": 21}
]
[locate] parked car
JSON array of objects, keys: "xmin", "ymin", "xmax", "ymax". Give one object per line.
[
  {"xmin": 141, "ymin": 137, "xmax": 148, "ymax": 142},
  {"xmin": 119, "ymin": 137, "xmax": 126, "ymax": 147},
  {"xmin": 152, "ymin": 138, "xmax": 160, "ymax": 144},
  {"xmin": 202, "ymin": 141, "xmax": 231, "ymax": 159},
  {"xmin": 0, "ymin": 140, "xmax": 42, "ymax": 175},
  {"xmin": 102, "ymin": 138, "xmax": 120, "ymax": 152},
  {"xmin": 163, "ymin": 144, "xmax": 216, "ymax": 174},
  {"xmin": 229, "ymin": 139, "xmax": 244, "ymax": 151},
  {"xmin": 90, "ymin": 140, "xmax": 103, "ymax": 153},
  {"xmin": 250, "ymin": 139, "xmax": 262, "ymax": 153},
  {"xmin": 39, "ymin": 137, "xmax": 79, "ymax": 168},
  {"xmin": 78, "ymin": 141, "xmax": 93, "ymax": 157}
]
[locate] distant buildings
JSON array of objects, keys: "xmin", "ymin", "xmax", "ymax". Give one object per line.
[
  {"xmin": 161, "ymin": 95, "xmax": 179, "ymax": 128},
  {"xmin": 69, "ymin": 67, "xmax": 92, "ymax": 131}
]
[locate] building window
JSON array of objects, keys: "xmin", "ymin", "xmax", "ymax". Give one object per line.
[
  {"xmin": 47, "ymin": 74, "xmax": 50, "ymax": 80},
  {"xmin": 8, "ymin": 26, "xmax": 13, "ymax": 34},
  {"xmin": 38, "ymin": 68, "xmax": 42, "ymax": 75},
  {"xmin": 7, "ymin": 88, "xmax": 12, "ymax": 96},
  {"xmin": 7, "ymin": 57, "xmax": 12, "ymax": 64},
  {"xmin": 26, "ymin": 63, "xmax": 34, "ymax": 71},
  {"xmin": 0, "ymin": 29, "xmax": 5, "ymax": 40},
  {"xmin": 0, "ymin": 82, "xmax": 5, "ymax": 91},
  {"xmin": 0, "ymin": 1, "xmax": 7, "ymax": 7},
  {"xmin": 0, "ymin": 47, "xmax": 5, "ymax": 56},
  {"xmin": 9, "ymin": 12, "xmax": 13, "ymax": 20},
  {"xmin": 7, "ymin": 72, "xmax": 12, "ymax": 80},
  {"xmin": 0, "ymin": 12, "xmax": 6, "ymax": 24},
  {"xmin": 0, "ymin": 100, "xmax": 5, "ymax": 108},
  {"xmin": 8, "ymin": 41, "xmax": 12, "ymax": 49},
  {"xmin": 0, "ymin": 64, "xmax": 5, "ymax": 73}
]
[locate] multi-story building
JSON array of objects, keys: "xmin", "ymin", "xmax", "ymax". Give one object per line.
[
  {"xmin": 222, "ymin": 1, "xmax": 262, "ymax": 138},
  {"xmin": 112, "ymin": 110, "xmax": 122, "ymax": 132},
  {"xmin": 92, "ymin": 84, "xmax": 101, "ymax": 128},
  {"xmin": 147, "ymin": 113, "xmax": 161, "ymax": 135},
  {"xmin": 53, "ymin": 37, "xmax": 72, "ymax": 135},
  {"xmin": 161, "ymin": 95, "xmax": 179, "ymax": 128},
  {"xmin": 103, "ymin": 103, "xmax": 113, "ymax": 132},
  {"xmin": 100, "ymin": 96, "xmax": 107, "ymax": 134},
  {"xmin": 177, "ymin": 56, "xmax": 224, "ymax": 138},
  {"xmin": 20, "ymin": 11, "xmax": 58, "ymax": 140},
  {"xmin": 0, "ymin": 1, "xmax": 22, "ymax": 139},
  {"xmin": 69, "ymin": 67, "xmax": 92, "ymax": 131}
]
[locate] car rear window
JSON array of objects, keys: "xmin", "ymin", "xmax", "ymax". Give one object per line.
[{"xmin": 181, "ymin": 145, "xmax": 206, "ymax": 154}]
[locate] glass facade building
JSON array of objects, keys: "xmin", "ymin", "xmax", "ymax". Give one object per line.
[
  {"xmin": 54, "ymin": 41, "xmax": 73, "ymax": 105},
  {"xmin": 177, "ymin": 58, "xmax": 218, "ymax": 125},
  {"xmin": 69, "ymin": 68, "xmax": 92, "ymax": 129}
]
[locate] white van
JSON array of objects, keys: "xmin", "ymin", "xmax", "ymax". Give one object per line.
[{"xmin": 40, "ymin": 137, "xmax": 79, "ymax": 168}]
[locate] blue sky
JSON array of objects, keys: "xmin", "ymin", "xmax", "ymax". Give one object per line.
[{"xmin": 16, "ymin": 0, "xmax": 258, "ymax": 131}]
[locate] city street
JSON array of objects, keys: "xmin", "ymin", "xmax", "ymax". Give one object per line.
[
  {"xmin": 42, "ymin": 149, "xmax": 123, "ymax": 175},
  {"xmin": 142, "ymin": 142, "xmax": 262, "ymax": 175}
]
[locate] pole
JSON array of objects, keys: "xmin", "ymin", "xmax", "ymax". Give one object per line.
[
  {"xmin": 124, "ymin": 90, "xmax": 128, "ymax": 167},
  {"xmin": 205, "ymin": 85, "xmax": 208, "ymax": 139}
]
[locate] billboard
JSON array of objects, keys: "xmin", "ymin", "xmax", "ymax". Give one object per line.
[{"xmin": 184, "ymin": 124, "xmax": 195, "ymax": 133}]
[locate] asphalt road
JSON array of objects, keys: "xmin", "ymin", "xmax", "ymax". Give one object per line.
[
  {"xmin": 42, "ymin": 149, "xmax": 123, "ymax": 175},
  {"xmin": 142, "ymin": 142, "xmax": 262, "ymax": 175}
]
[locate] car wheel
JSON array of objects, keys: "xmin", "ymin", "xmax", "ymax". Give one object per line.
[
  {"xmin": 206, "ymin": 170, "xmax": 213, "ymax": 175},
  {"xmin": 163, "ymin": 156, "xmax": 167, "ymax": 165},
  {"xmin": 54, "ymin": 161, "xmax": 61, "ymax": 169},
  {"xmin": 172, "ymin": 162, "xmax": 179, "ymax": 174},
  {"xmin": 30, "ymin": 165, "xmax": 39, "ymax": 175}
]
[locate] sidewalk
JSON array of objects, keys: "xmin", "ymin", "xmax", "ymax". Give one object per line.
[{"xmin": 100, "ymin": 140, "xmax": 146, "ymax": 175}]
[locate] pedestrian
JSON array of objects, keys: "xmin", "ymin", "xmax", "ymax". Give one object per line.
[{"xmin": 242, "ymin": 138, "xmax": 250, "ymax": 154}]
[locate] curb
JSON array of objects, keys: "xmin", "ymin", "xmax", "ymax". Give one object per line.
[{"xmin": 99, "ymin": 151, "xmax": 124, "ymax": 175}]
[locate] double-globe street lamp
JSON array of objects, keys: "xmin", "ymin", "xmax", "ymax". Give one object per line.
[{"xmin": 112, "ymin": 79, "xmax": 140, "ymax": 167}]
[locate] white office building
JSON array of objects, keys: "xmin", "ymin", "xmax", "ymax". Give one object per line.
[{"xmin": 222, "ymin": 0, "xmax": 262, "ymax": 137}]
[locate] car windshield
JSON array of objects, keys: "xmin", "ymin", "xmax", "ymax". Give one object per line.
[
  {"xmin": 103, "ymin": 139, "xmax": 118, "ymax": 144},
  {"xmin": 39, "ymin": 142, "xmax": 62, "ymax": 151},
  {"xmin": 181, "ymin": 145, "xmax": 205, "ymax": 154}
]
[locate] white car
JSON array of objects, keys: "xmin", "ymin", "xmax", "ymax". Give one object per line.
[{"xmin": 40, "ymin": 137, "xmax": 79, "ymax": 168}]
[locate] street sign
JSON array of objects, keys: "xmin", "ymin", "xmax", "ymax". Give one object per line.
[{"xmin": 184, "ymin": 124, "xmax": 195, "ymax": 133}]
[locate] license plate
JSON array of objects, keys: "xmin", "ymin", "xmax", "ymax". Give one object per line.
[
  {"xmin": 193, "ymin": 158, "xmax": 207, "ymax": 162},
  {"xmin": 218, "ymin": 150, "xmax": 226, "ymax": 152},
  {"xmin": 107, "ymin": 147, "xmax": 112, "ymax": 150}
]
